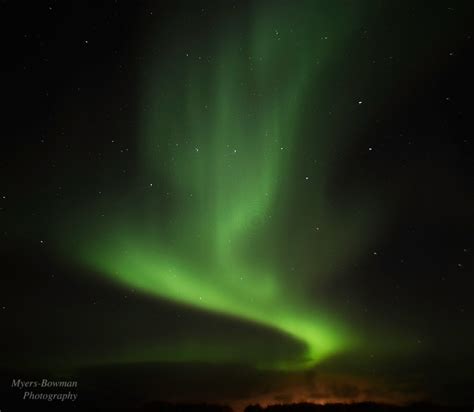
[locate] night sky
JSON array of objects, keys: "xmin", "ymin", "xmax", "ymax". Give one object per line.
[{"xmin": 1, "ymin": 0, "xmax": 473, "ymax": 409}]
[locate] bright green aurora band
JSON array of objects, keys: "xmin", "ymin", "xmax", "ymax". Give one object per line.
[{"xmin": 68, "ymin": 3, "xmax": 378, "ymax": 370}]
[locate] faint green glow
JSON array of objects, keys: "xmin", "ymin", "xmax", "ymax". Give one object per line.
[{"xmin": 70, "ymin": 2, "xmax": 369, "ymax": 369}]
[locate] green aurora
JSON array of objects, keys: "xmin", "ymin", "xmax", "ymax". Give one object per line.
[{"xmin": 66, "ymin": 2, "xmax": 381, "ymax": 369}]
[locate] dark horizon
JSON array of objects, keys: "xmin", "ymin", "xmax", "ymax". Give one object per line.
[{"xmin": 1, "ymin": 358, "xmax": 473, "ymax": 410}]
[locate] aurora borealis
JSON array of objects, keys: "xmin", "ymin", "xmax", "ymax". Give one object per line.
[
  {"xmin": 71, "ymin": 1, "xmax": 370, "ymax": 369},
  {"xmin": 1, "ymin": 0, "xmax": 473, "ymax": 409}
]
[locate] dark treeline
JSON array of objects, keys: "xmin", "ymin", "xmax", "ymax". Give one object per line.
[
  {"xmin": 244, "ymin": 402, "xmax": 471, "ymax": 412},
  {"xmin": 0, "ymin": 399, "xmax": 472, "ymax": 412}
]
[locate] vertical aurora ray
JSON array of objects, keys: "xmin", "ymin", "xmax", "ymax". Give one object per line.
[{"xmin": 68, "ymin": 2, "xmax": 374, "ymax": 369}]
